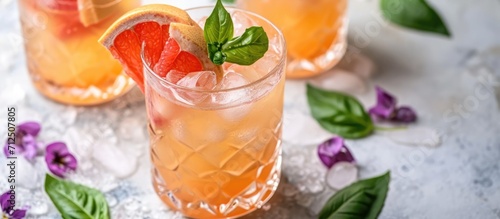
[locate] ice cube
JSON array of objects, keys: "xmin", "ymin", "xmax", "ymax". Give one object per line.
[
  {"xmin": 227, "ymin": 64, "xmax": 259, "ymax": 82},
  {"xmin": 268, "ymin": 33, "xmax": 283, "ymax": 55},
  {"xmin": 215, "ymin": 72, "xmax": 253, "ymax": 121},
  {"xmin": 231, "ymin": 11, "xmax": 258, "ymax": 36},
  {"xmin": 253, "ymin": 52, "xmax": 280, "ymax": 75},
  {"xmin": 177, "ymin": 71, "xmax": 217, "ymax": 90},
  {"xmin": 166, "ymin": 70, "xmax": 217, "ymax": 105},
  {"xmin": 213, "ymin": 71, "xmax": 250, "ymax": 105}
]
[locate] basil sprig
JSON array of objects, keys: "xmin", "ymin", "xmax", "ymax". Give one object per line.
[
  {"xmin": 381, "ymin": 0, "xmax": 450, "ymax": 36},
  {"xmin": 319, "ymin": 172, "xmax": 391, "ymax": 219},
  {"xmin": 307, "ymin": 84, "xmax": 374, "ymax": 139},
  {"xmin": 204, "ymin": 0, "xmax": 269, "ymax": 65},
  {"xmin": 44, "ymin": 174, "xmax": 110, "ymax": 219}
]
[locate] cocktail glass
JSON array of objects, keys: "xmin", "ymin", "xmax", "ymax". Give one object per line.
[
  {"xmin": 18, "ymin": 0, "xmax": 141, "ymax": 105},
  {"xmin": 145, "ymin": 7, "xmax": 286, "ymax": 219},
  {"xmin": 237, "ymin": 0, "xmax": 348, "ymax": 78}
]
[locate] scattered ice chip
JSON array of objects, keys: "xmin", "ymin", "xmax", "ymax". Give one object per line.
[
  {"xmin": 119, "ymin": 117, "xmax": 145, "ymax": 142},
  {"xmin": 0, "ymin": 79, "xmax": 25, "ymax": 105},
  {"xmin": 282, "ymin": 110, "xmax": 332, "ymax": 145},
  {"xmin": 15, "ymin": 157, "xmax": 41, "ymax": 189},
  {"xmin": 92, "ymin": 144, "xmax": 139, "ymax": 179},
  {"xmin": 231, "ymin": 11, "xmax": 257, "ymax": 36},
  {"xmin": 309, "ymin": 69, "xmax": 368, "ymax": 94},
  {"xmin": 385, "ymin": 127, "xmax": 441, "ymax": 147},
  {"xmin": 325, "ymin": 161, "xmax": 358, "ymax": 190},
  {"xmin": 336, "ymin": 52, "xmax": 376, "ymax": 79}
]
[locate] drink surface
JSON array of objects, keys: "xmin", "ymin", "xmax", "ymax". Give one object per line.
[
  {"xmin": 19, "ymin": 0, "xmax": 140, "ymax": 105},
  {"xmin": 145, "ymin": 8, "xmax": 286, "ymax": 218},
  {"xmin": 238, "ymin": 0, "xmax": 348, "ymax": 78}
]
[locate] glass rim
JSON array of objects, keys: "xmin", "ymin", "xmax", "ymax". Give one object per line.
[
  {"xmin": 141, "ymin": 6, "xmax": 287, "ymax": 94},
  {"xmin": 35, "ymin": 0, "xmax": 125, "ymax": 13}
]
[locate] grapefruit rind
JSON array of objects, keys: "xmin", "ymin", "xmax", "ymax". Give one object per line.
[{"xmin": 99, "ymin": 4, "xmax": 196, "ymax": 48}]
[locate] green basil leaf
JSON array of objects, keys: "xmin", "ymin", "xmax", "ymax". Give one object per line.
[
  {"xmin": 319, "ymin": 172, "xmax": 391, "ymax": 219},
  {"xmin": 222, "ymin": 26, "xmax": 269, "ymax": 65},
  {"xmin": 204, "ymin": 0, "xmax": 234, "ymax": 45},
  {"xmin": 208, "ymin": 42, "xmax": 226, "ymax": 65},
  {"xmin": 381, "ymin": 0, "xmax": 450, "ymax": 36},
  {"xmin": 220, "ymin": 0, "xmax": 235, "ymax": 3},
  {"xmin": 44, "ymin": 174, "xmax": 110, "ymax": 219},
  {"xmin": 306, "ymin": 84, "xmax": 373, "ymax": 139}
]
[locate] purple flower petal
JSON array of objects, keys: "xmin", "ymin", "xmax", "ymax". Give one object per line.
[
  {"xmin": 3, "ymin": 143, "xmax": 11, "ymax": 158},
  {"xmin": 63, "ymin": 154, "xmax": 78, "ymax": 171},
  {"xmin": 45, "ymin": 142, "xmax": 77, "ymax": 178},
  {"xmin": 9, "ymin": 209, "xmax": 27, "ymax": 219},
  {"xmin": 17, "ymin": 122, "xmax": 41, "ymax": 137},
  {"xmin": 3, "ymin": 121, "xmax": 42, "ymax": 161},
  {"xmin": 20, "ymin": 136, "xmax": 37, "ymax": 161},
  {"xmin": 0, "ymin": 191, "xmax": 11, "ymax": 213},
  {"xmin": 318, "ymin": 137, "xmax": 355, "ymax": 168},
  {"xmin": 45, "ymin": 142, "xmax": 69, "ymax": 155},
  {"xmin": 368, "ymin": 86, "xmax": 397, "ymax": 120},
  {"xmin": 393, "ymin": 106, "xmax": 417, "ymax": 123}
]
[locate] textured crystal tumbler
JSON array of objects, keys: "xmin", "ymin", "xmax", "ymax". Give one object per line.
[{"xmin": 145, "ymin": 7, "xmax": 287, "ymax": 219}]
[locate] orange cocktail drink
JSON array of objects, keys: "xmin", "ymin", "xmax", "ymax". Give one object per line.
[
  {"xmin": 238, "ymin": 0, "xmax": 348, "ymax": 78},
  {"xmin": 19, "ymin": 0, "xmax": 140, "ymax": 105}
]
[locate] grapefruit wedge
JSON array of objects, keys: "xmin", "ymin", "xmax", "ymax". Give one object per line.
[{"xmin": 98, "ymin": 4, "xmax": 223, "ymax": 91}]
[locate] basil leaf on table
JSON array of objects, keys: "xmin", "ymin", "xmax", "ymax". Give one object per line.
[
  {"xmin": 380, "ymin": 0, "xmax": 450, "ymax": 36},
  {"xmin": 319, "ymin": 172, "xmax": 391, "ymax": 219},
  {"xmin": 306, "ymin": 84, "xmax": 374, "ymax": 139},
  {"xmin": 44, "ymin": 174, "xmax": 110, "ymax": 219},
  {"xmin": 222, "ymin": 26, "xmax": 269, "ymax": 65}
]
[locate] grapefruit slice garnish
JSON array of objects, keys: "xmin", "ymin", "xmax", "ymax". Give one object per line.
[{"xmin": 99, "ymin": 4, "xmax": 223, "ymax": 92}]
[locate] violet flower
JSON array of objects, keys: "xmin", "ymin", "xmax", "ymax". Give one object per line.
[
  {"xmin": 3, "ymin": 122, "xmax": 41, "ymax": 161},
  {"xmin": 318, "ymin": 137, "xmax": 355, "ymax": 168},
  {"xmin": 1, "ymin": 191, "xmax": 26, "ymax": 219},
  {"xmin": 394, "ymin": 106, "xmax": 417, "ymax": 123},
  {"xmin": 45, "ymin": 142, "xmax": 77, "ymax": 178},
  {"xmin": 369, "ymin": 86, "xmax": 417, "ymax": 123}
]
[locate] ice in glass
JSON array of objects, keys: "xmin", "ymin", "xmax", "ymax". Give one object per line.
[
  {"xmin": 18, "ymin": 0, "xmax": 140, "ymax": 105},
  {"xmin": 238, "ymin": 0, "xmax": 348, "ymax": 78}
]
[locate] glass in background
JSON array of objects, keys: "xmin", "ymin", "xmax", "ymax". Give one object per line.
[
  {"xmin": 237, "ymin": 0, "xmax": 348, "ymax": 78},
  {"xmin": 18, "ymin": 0, "xmax": 141, "ymax": 105}
]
